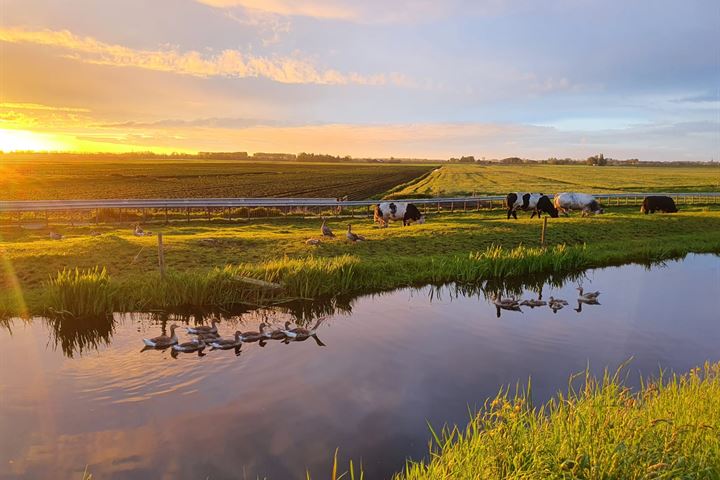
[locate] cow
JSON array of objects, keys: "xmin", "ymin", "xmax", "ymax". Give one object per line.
[
  {"xmin": 505, "ymin": 192, "xmax": 558, "ymax": 219},
  {"xmin": 553, "ymin": 192, "xmax": 604, "ymax": 216},
  {"xmin": 374, "ymin": 201, "xmax": 425, "ymax": 227},
  {"xmin": 641, "ymin": 195, "xmax": 678, "ymax": 214}
]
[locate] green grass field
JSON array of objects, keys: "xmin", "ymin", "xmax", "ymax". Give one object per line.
[
  {"xmin": 2, "ymin": 205, "xmax": 719, "ymax": 317},
  {"xmin": 391, "ymin": 164, "xmax": 720, "ymax": 197},
  {"xmin": 0, "ymin": 158, "xmax": 435, "ymax": 201}
]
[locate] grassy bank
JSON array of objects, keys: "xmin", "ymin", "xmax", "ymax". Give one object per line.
[
  {"xmin": 2, "ymin": 205, "xmax": 720, "ymax": 317},
  {"xmin": 390, "ymin": 362, "xmax": 720, "ymax": 479}
]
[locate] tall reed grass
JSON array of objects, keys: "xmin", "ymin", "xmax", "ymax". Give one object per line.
[{"xmin": 44, "ymin": 267, "xmax": 116, "ymax": 317}]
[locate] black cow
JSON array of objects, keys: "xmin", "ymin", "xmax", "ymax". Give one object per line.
[
  {"xmin": 641, "ymin": 196, "xmax": 678, "ymax": 214},
  {"xmin": 534, "ymin": 195, "xmax": 559, "ymax": 218}
]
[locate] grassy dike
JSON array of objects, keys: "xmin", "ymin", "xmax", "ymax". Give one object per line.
[{"xmin": 1, "ymin": 205, "xmax": 720, "ymax": 318}]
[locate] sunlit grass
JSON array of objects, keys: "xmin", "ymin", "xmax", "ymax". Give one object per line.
[
  {"xmin": 393, "ymin": 164, "xmax": 720, "ymax": 197},
  {"xmin": 1, "ymin": 205, "xmax": 719, "ymax": 317},
  {"xmin": 395, "ymin": 362, "xmax": 720, "ymax": 479}
]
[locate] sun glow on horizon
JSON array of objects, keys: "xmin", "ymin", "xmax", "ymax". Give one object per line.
[{"xmin": 0, "ymin": 129, "xmax": 71, "ymax": 152}]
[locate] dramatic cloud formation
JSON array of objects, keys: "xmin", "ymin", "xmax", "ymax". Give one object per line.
[
  {"xmin": 0, "ymin": 0, "xmax": 717, "ymax": 160},
  {"xmin": 0, "ymin": 28, "xmax": 396, "ymax": 85}
]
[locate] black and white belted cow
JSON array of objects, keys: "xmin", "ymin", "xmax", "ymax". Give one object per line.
[
  {"xmin": 505, "ymin": 193, "xmax": 559, "ymax": 219},
  {"xmin": 553, "ymin": 192, "xmax": 604, "ymax": 216},
  {"xmin": 374, "ymin": 201, "xmax": 425, "ymax": 227}
]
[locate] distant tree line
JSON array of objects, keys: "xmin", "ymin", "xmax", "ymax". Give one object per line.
[{"xmin": 1, "ymin": 150, "xmax": 716, "ymax": 167}]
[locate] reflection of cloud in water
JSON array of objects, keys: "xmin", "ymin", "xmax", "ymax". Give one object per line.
[{"xmin": 1, "ymin": 254, "xmax": 718, "ymax": 479}]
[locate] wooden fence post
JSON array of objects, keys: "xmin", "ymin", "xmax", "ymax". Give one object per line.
[
  {"xmin": 541, "ymin": 217, "xmax": 548, "ymax": 247},
  {"xmin": 158, "ymin": 232, "xmax": 166, "ymax": 279}
]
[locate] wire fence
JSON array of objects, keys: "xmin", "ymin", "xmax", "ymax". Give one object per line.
[{"xmin": 2, "ymin": 192, "xmax": 719, "ymax": 226}]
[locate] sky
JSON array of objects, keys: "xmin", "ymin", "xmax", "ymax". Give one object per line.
[{"xmin": 0, "ymin": 0, "xmax": 718, "ymax": 160}]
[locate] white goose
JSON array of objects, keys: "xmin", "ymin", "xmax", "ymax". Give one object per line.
[{"xmin": 143, "ymin": 324, "xmax": 180, "ymax": 347}]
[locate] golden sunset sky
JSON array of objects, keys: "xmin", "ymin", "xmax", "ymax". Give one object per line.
[{"xmin": 0, "ymin": 0, "xmax": 717, "ymax": 160}]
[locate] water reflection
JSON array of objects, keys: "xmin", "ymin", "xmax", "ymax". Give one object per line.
[
  {"xmin": 0, "ymin": 254, "xmax": 718, "ymax": 480},
  {"xmin": 23, "ymin": 267, "xmax": 617, "ymax": 357},
  {"xmin": 45, "ymin": 313, "xmax": 116, "ymax": 358}
]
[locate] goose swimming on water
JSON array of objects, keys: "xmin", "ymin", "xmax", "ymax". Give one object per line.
[
  {"xmin": 143, "ymin": 324, "xmax": 180, "ymax": 347},
  {"xmin": 577, "ymin": 287, "xmax": 601, "ymax": 301},
  {"xmin": 283, "ymin": 318, "xmax": 325, "ymax": 340},
  {"xmin": 210, "ymin": 331, "xmax": 243, "ymax": 349},
  {"xmin": 239, "ymin": 323, "xmax": 268, "ymax": 342},
  {"xmin": 187, "ymin": 320, "xmax": 218, "ymax": 335},
  {"xmin": 172, "ymin": 338, "xmax": 205, "ymax": 352}
]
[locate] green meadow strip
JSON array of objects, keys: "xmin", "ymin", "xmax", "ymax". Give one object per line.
[{"xmin": 3, "ymin": 235, "xmax": 717, "ymax": 319}]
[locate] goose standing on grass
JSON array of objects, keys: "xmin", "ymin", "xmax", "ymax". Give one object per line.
[
  {"xmin": 187, "ymin": 319, "xmax": 218, "ymax": 335},
  {"xmin": 172, "ymin": 338, "xmax": 206, "ymax": 352},
  {"xmin": 210, "ymin": 331, "xmax": 243, "ymax": 350},
  {"xmin": 577, "ymin": 287, "xmax": 601, "ymax": 301},
  {"xmin": 346, "ymin": 224, "xmax": 365, "ymax": 242},
  {"xmin": 143, "ymin": 324, "xmax": 180, "ymax": 347},
  {"xmin": 321, "ymin": 218, "xmax": 335, "ymax": 237}
]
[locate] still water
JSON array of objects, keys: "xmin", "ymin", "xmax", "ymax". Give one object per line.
[{"xmin": 1, "ymin": 254, "xmax": 719, "ymax": 479}]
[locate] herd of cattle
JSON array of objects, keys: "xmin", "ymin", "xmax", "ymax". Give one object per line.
[{"xmin": 372, "ymin": 193, "xmax": 679, "ymax": 226}]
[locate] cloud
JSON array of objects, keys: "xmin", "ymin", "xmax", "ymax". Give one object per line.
[
  {"xmin": 198, "ymin": 0, "xmax": 356, "ymax": 20},
  {"xmin": 195, "ymin": 0, "xmax": 548, "ymax": 23},
  {"xmin": 59, "ymin": 118, "xmax": 716, "ymax": 161},
  {"xmin": 0, "ymin": 102, "xmax": 90, "ymax": 112},
  {"xmin": 96, "ymin": 117, "xmax": 292, "ymax": 129},
  {"xmin": 0, "ymin": 28, "xmax": 403, "ymax": 86},
  {"xmin": 673, "ymin": 91, "xmax": 719, "ymax": 103}
]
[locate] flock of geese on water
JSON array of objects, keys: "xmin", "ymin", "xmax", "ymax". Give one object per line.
[
  {"xmin": 142, "ymin": 318, "xmax": 325, "ymax": 355},
  {"xmin": 491, "ymin": 286, "xmax": 601, "ymax": 317}
]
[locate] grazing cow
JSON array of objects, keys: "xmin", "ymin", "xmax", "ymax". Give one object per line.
[
  {"xmin": 374, "ymin": 202, "xmax": 425, "ymax": 227},
  {"xmin": 641, "ymin": 196, "xmax": 678, "ymax": 214},
  {"xmin": 534, "ymin": 195, "xmax": 560, "ymax": 218},
  {"xmin": 505, "ymin": 193, "xmax": 558, "ymax": 219},
  {"xmin": 553, "ymin": 192, "xmax": 604, "ymax": 216}
]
